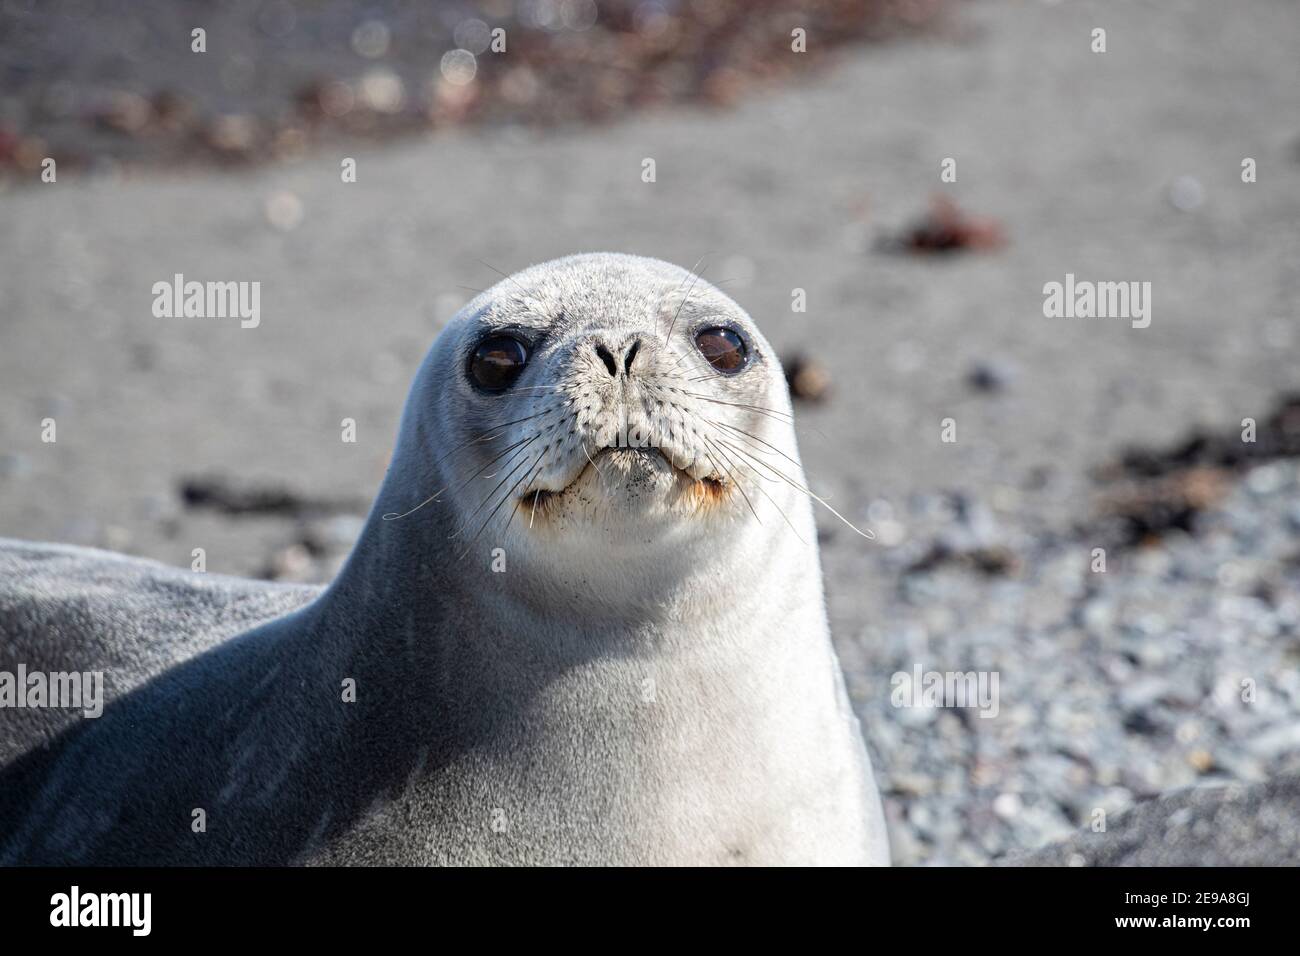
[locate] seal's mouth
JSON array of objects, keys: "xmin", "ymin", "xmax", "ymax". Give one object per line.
[{"xmin": 523, "ymin": 445, "xmax": 727, "ymax": 514}]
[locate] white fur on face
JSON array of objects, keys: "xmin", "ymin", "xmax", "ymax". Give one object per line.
[{"xmin": 430, "ymin": 254, "xmax": 801, "ymax": 547}]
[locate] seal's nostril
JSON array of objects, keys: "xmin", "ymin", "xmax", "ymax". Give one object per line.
[
  {"xmin": 594, "ymin": 343, "xmax": 618, "ymax": 377},
  {"xmin": 622, "ymin": 339, "xmax": 641, "ymax": 375}
]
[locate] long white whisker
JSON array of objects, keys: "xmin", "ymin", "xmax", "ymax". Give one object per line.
[{"xmin": 706, "ymin": 435, "xmax": 805, "ymax": 544}]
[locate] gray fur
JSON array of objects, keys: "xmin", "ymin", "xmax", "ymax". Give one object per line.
[{"xmin": 0, "ymin": 253, "xmax": 887, "ymax": 865}]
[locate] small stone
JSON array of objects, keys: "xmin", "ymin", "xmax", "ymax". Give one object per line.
[
  {"xmin": 205, "ymin": 114, "xmax": 258, "ymax": 155},
  {"xmin": 888, "ymin": 772, "xmax": 934, "ymax": 796},
  {"xmin": 98, "ymin": 91, "xmax": 152, "ymax": 134},
  {"xmin": 967, "ymin": 359, "xmax": 1016, "ymax": 393},
  {"xmin": 264, "ymin": 191, "xmax": 304, "ymax": 231},
  {"xmin": 1186, "ymin": 749, "xmax": 1214, "ymax": 773},
  {"xmin": 993, "ymin": 792, "xmax": 1023, "ymax": 819},
  {"xmin": 1167, "ymin": 175, "xmax": 1205, "ymax": 212},
  {"xmin": 783, "ymin": 354, "xmax": 831, "ymax": 403},
  {"xmin": 897, "ymin": 196, "xmax": 1006, "ymax": 253},
  {"xmin": 358, "ymin": 70, "xmax": 404, "ymax": 113}
]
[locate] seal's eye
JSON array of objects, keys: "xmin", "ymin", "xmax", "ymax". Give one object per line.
[
  {"xmin": 694, "ymin": 326, "xmax": 749, "ymax": 374},
  {"xmin": 469, "ymin": 335, "xmax": 529, "ymax": 392}
]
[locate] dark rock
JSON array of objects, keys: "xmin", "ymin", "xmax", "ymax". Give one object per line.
[
  {"xmin": 784, "ymin": 353, "xmax": 832, "ymax": 403},
  {"xmin": 1002, "ymin": 777, "xmax": 1300, "ymax": 866}
]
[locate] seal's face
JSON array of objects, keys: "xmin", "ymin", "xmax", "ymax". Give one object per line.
[{"xmin": 425, "ymin": 254, "xmax": 804, "ymax": 557}]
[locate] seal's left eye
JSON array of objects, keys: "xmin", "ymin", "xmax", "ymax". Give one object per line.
[
  {"xmin": 469, "ymin": 335, "xmax": 529, "ymax": 392},
  {"xmin": 694, "ymin": 327, "xmax": 749, "ymax": 374}
]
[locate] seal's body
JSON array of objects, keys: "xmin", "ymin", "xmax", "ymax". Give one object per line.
[{"xmin": 0, "ymin": 254, "xmax": 888, "ymax": 865}]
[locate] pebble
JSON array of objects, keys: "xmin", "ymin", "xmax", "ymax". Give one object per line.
[
  {"xmin": 857, "ymin": 460, "xmax": 1300, "ymax": 864},
  {"xmin": 264, "ymin": 191, "xmax": 304, "ymax": 231},
  {"xmin": 992, "ymin": 792, "xmax": 1023, "ymax": 819},
  {"xmin": 783, "ymin": 354, "xmax": 832, "ymax": 403},
  {"xmin": 1167, "ymin": 175, "xmax": 1205, "ymax": 212},
  {"xmin": 967, "ymin": 359, "xmax": 1017, "ymax": 393}
]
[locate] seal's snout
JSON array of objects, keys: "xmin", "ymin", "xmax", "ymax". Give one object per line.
[
  {"xmin": 577, "ymin": 332, "xmax": 652, "ymax": 387},
  {"xmin": 589, "ymin": 335, "xmax": 642, "ymax": 379}
]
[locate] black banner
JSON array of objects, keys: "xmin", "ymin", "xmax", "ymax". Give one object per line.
[{"xmin": 0, "ymin": 866, "xmax": 1273, "ymax": 941}]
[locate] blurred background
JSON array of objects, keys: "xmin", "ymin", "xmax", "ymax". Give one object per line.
[{"xmin": 2, "ymin": 0, "xmax": 1299, "ymax": 864}]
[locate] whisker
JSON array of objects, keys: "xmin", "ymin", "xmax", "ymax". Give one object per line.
[
  {"xmin": 503, "ymin": 456, "xmax": 548, "ymax": 536},
  {"xmin": 451, "ymin": 438, "xmax": 540, "ymax": 539},
  {"xmin": 662, "ymin": 256, "xmax": 709, "ymax": 347},
  {"xmin": 711, "ymin": 436, "xmax": 782, "ymax": 483},
  {"xmin": 581, "ymin": 439, "xmax": 607, "ymax": 479},
  {"xmin": 467, "ymin": 451, "xmax": 545, "ymax": 547},
  {"xmin": 707, "ymin": 418, "xmax": 802, "ymax": 468},
  {"xmin": 449, "ymin": 434, "xmax": 535, "ymax": 495},
  {"xmin": 718, "ymin": 434, "xmax": 873, "ymax": 540},
  {"xmin": 455, "ymin": 456, "xmax": 541, "ymax": 561},
  {"xmin": 669, "ymin": 351, "xmax": 700, "ymax": 372},
  {"xmin": 702, "ymin": 445, "xmax": 761, "ymax": 527},
  {"xmin": 670, "ymin": 352, "xmax": 717, "ymax": 375},
  {"xmin": 707, "ymin": 435, "xmax": 805, "ymax": 544},
  {"xmin": 476, "ymin": 257, "xmax": 533, "ymax": 300},
  {"xmin": 381, "ymin": 433, "xmax": 518, "ymax": 521},
  {"xmin": 495, "ymin": 403, "xmax": 566, "ymax": 428},
  {"xmin": 687, "ymin": 390, "xmax": 830, "ymax": 443},
  {"xmin": 674, "ymin": 391, "xmax": 795, "ymax": 424},
  {"xmin": 381, "ymin": 404, "xmax": 565, "ymax": 521}
]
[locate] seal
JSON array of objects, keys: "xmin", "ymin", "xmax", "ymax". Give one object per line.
[{"xmin": 0, "ymin": 253, "xmax": 888, "ymax": 866}]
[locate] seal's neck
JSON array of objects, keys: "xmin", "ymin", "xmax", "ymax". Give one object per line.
[
  {"xmin": 294, "ymin": 481, "xmax": 859, "ymax": 867},
  {"xmin": 323, "ymin": 511, "xmax": 813, "ymax": 643}
]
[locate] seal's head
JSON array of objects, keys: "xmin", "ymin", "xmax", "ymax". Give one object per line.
[{"xmin": 384, "ymin": 253, "xmax": 814, "ymax": 593}]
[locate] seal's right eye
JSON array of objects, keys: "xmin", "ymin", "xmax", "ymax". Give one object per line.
[{"xmin": 468, "ymin": 335, "xmax": 529, "ymax": 392}]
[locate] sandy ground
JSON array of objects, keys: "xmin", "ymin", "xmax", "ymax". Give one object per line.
[{"xmin": 2, "ymin": 0, "xmax": 1299, "ymax": 862}]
